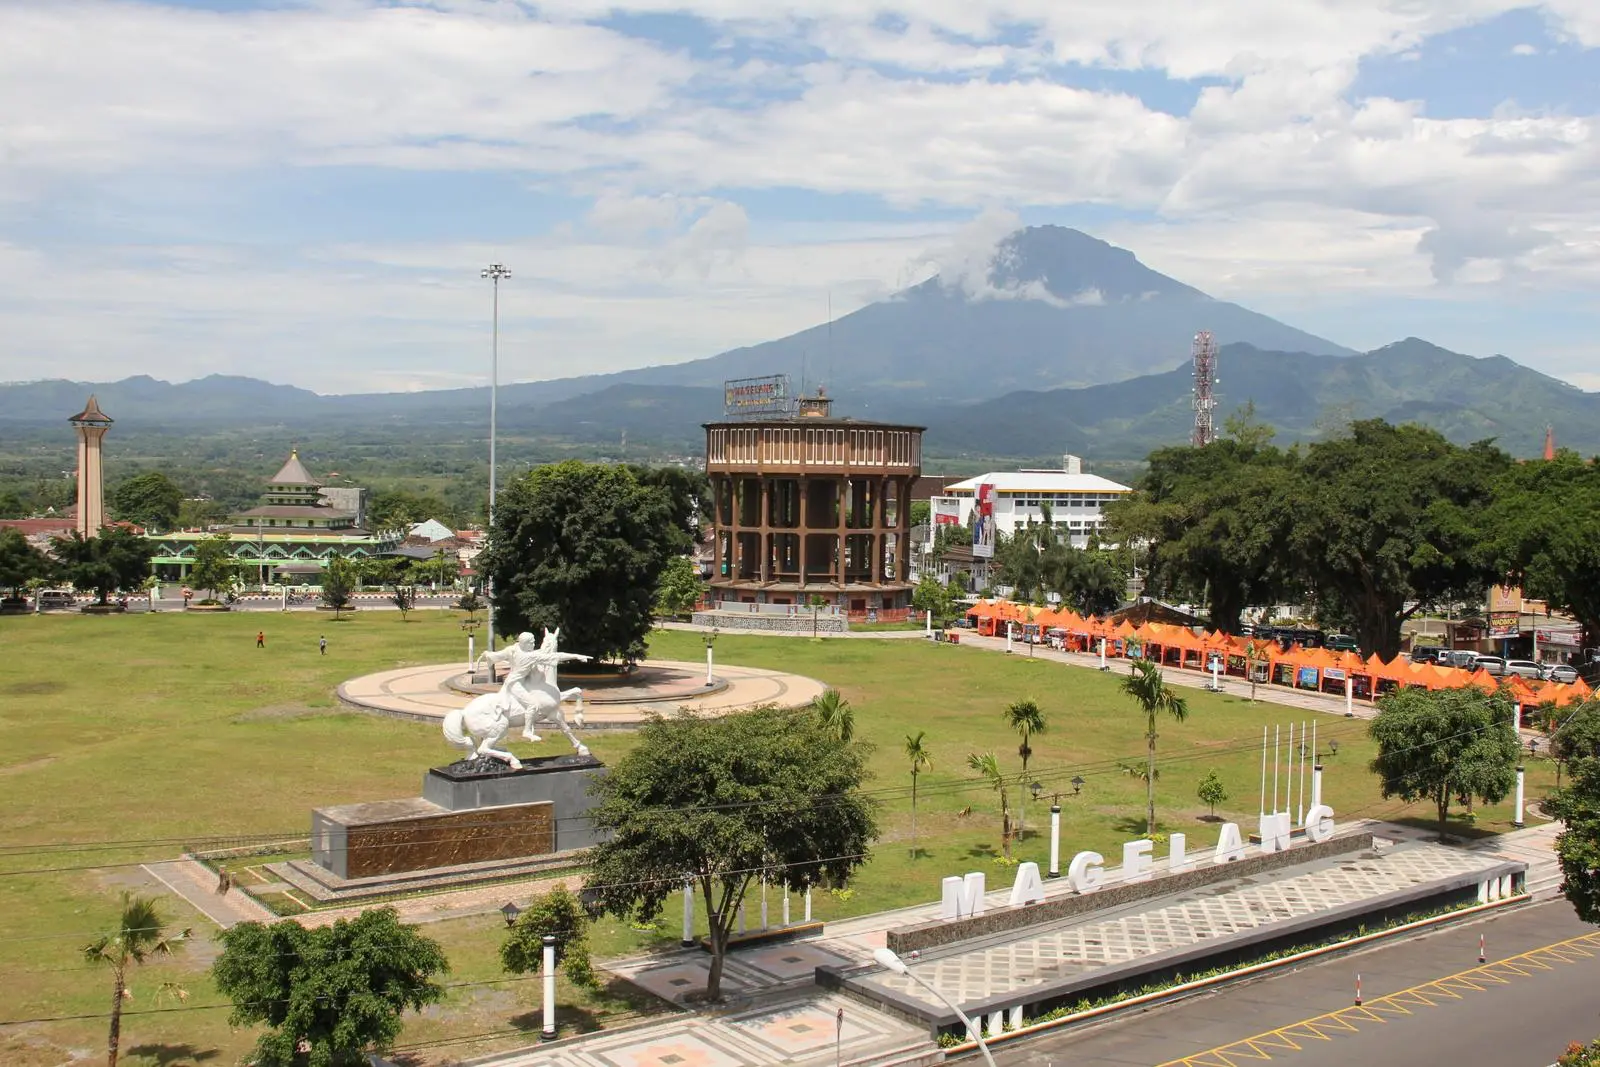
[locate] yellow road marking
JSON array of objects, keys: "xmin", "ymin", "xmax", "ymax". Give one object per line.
[{"xmin": 1157, "ymin": 931, "xmax": 1600, "ymax": 1066}]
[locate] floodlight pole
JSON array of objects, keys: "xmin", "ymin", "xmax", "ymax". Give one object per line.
[
  {"xmin": 481, "ymin": 263, "xmax": 511, "ymax": 653},
  {"xmin": 873, "ymin": 948, "xmax": 996, "ymax": 1066}
]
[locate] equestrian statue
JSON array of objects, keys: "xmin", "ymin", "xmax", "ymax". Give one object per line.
[{"xmin": 442, "ymin": 628, "xmax": 591, "ymax": 768}]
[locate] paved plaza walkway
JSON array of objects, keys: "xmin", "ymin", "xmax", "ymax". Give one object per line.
[
  {"xmin": 338, "ymin": 659, "xmax": 828, "ymax": 725},
  {"xmin": 464, "ymin": 818, "xmax": 1561, "ymax": 1067}
]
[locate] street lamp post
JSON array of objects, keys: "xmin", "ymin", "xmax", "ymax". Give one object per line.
[
  {"xmin": 481, "ymin": 262, "xmax": 511, "ymax": 653},
  {"xmin": 872, "ymin": 948, "xmax": 997, "ymax": 1066}
]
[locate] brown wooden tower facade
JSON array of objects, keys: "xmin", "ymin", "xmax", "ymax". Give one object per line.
[{"xmin": 704, "ymin": 395, "xmax": 923, "ymax": 615}]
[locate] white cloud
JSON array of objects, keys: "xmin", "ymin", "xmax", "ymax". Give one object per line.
[
  {"xmin": 1510, "ymin": 42, "xmax": 1539, "ymax": 55},
  {"xmin": 1, "ymin": 0, "xmax": 1599, "ymax": 391}
]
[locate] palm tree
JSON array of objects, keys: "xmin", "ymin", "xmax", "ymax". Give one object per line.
[
  {"xmin": 905, "ymin": 731, "xmax": 933, "ymax": 857},
  {"xmin": 966, "ymin": 751, "xmax": 1013, "ymax": 860},
  {"xmin": 82, "ymin": 893, "xmax": 189, "ymax": 1067},
  {"xmin": 1244, "ymin": 639, "xmax": 1266, "ymax": 702},
  {"xmin": 812, "ymin": 688, "xmax": 854, "ymax": 742},
  {"xmin": 1004, "ymin": 698, "xmax": 1047, "ymax": 839},
  {"xmin": 1120, "ymin": 658, "xmax": 1190, "ymax": 835}
]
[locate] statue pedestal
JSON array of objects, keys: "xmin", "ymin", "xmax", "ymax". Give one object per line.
[{"xmin": 308, "ymin": 755, "xmax": 605, "ymax": 881}]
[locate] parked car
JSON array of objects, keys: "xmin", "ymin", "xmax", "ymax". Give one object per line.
[
  {"xmin": 1546, "ymin": 664, "xmax": 1580, "ymax": 684},
  {"xmin": 33, "ymin": 590, "xmax": 75, "ymax": 610},
  {"xmin": 1410, "ymin": 646, "xmax": 1446, "ymax": 664},
  {"xmin": 1326, "ymin": 633, "xmax": 1359, "ymax": 653},
  {"xmin": 1437, "ymin": 650, "xmax": 1478, "ymax": 669},
  {"xmin": 1504, "ymin": 659, "xmax": 1544, "ymax": 680},
  {"xmin": 1473, "ymin": 655, "xmax": 1507, "ymax": 677}
]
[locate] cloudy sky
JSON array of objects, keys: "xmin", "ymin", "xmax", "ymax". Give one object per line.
[{"xmin": 1, "ymin": 0, "xmax": 1596, "ymax": 394}]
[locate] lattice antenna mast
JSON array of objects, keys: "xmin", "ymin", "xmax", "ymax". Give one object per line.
[{"xmin": 1191, "ymin": 330, "xmax": 1219, "ymax": 447}]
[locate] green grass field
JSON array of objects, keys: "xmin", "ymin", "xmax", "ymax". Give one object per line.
[{"xmin": 0, "ymin": 609, "xmax": 1558, "ymax": 1065}]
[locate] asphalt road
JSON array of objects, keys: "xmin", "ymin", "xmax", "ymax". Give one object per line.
[{"xmin": 991, "ymin": 900, "xmax": 1600, "ymax": 1067}]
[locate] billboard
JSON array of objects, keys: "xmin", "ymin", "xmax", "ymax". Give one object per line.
[
  {"xmin": 932, "ymin": 497, "xmax": 963, "ymax": 526},
  {"xmin": 723, "ymin": 374, "xmax": 792, "ymax": 417},
  {"xmin": 971, "ymin": 483, "xmax": 996, "ymax": 559},
  {"xmin": 1486, "ymin": 584, "xmax": 1523, "ymax": 638}
]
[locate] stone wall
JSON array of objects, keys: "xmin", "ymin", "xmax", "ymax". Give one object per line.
[
  {"xmin": 886, "ymin": 832, "xmax": 1376, "ymax": 954},
  {"xmin": 691, "ymin": 610, "xmax": 848, "ymax": 634}
]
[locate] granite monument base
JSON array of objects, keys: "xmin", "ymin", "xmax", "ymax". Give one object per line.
[{"xmin": 310, "ymin": 754, "xmax": 605, "ymax": 880}]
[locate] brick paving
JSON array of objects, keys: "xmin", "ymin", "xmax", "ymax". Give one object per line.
[{"xmin": 337, "ymin": 659, "xmax": 827, "ymax": 725}]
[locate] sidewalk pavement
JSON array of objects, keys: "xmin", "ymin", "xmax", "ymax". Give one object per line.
[{"xmin": 473, "ymin": 819, "xmax": 1566, "ymax": 1066}]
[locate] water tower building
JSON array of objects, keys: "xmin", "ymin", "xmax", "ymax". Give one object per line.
[{"xmin": 703, "ymin": 380, "xmax": 923, "ymax": 621}]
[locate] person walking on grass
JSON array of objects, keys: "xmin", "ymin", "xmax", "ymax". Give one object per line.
[
  {"xmin": 319, "ymin": 635, "xmax": 327, "ymax": 656},
  {"xmin": 256, "ymin": 631, "xmax": 265, "ymax": 649}
]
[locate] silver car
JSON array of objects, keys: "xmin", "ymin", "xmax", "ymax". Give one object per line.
[
  {"xmin": 1473, "ymin": 655, "xmax": 1507, "ymax": 677},
  {"xmin": 1547, "ymin": 664, "xmax": 1581, "ymax": 684},
  {"xmin": 1504, "ymin": 659, "xmax": 1544, "ymax": 680}
]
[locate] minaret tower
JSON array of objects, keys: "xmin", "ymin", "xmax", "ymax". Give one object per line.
[{"xmin": 68, "ymin": 394, "xmax": 113, "ymax": 537}]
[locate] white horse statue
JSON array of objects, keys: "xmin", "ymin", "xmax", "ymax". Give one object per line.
[{"xmin": 442, "ymin": 628, "xmax": 591, "ymax": 769}]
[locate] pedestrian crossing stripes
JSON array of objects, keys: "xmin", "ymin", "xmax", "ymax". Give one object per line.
[{"xmin": 1158, "ymin": 930, "xmax": 1600, "ymax": 1066}]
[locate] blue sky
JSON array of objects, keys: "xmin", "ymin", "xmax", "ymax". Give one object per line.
[{"xmin": 0, "ymin": 0, "xmax": 1596, "ymax": 393}]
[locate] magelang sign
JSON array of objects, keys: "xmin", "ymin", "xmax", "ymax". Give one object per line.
[{"xmin": 941, "ymin": 805, "xmax": 1337, "ymax": 921}]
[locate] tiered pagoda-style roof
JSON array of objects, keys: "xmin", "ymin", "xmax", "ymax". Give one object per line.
[{"xmin": 232, "ymin": 448, "xmax": 362, "ymax": 532}]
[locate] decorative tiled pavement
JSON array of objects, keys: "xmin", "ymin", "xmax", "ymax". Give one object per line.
[
  {"xmin": 486, "ymin": 993, "xmax": 932, "ymax": 1066},
  {"xmin": 853, "ymin": 841, "xmax": 1513, "ymax": 1011},
  {"xmin": 608, "ymin": 941, "xmax": 856, "ymax": 1005}
]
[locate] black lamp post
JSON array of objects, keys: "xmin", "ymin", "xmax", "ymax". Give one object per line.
[
  {"xmin": 1029, "ymin": 780, "xmax": 1043, "ymax": 803},
  {"xmin": 1071, "ymin": 775, "xmax": 1085, "ymax": 796},
  {"xmin": 501, "ymin": 901, "xmax": 522, "ymax": 928}
]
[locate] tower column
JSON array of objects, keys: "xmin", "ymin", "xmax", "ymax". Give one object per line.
[{"xmin": 69, "ymin": 395, "xmax": 113, "ymax": 538}]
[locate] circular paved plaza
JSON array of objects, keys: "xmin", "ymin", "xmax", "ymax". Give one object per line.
[{"xmin": 337, "ymin": 658, "xmax": 827, "ymax": 727}]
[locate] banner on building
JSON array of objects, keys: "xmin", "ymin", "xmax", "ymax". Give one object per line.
[
  {"xmin": 971, "ymin": 484, "xmax": 996, "ymax": 559},
  {"xmin": 1487, "ymin": 584, "xmax": 1523, "ymax": 615},
  {"xmin": 1536, "ymin": 628, "xmax": 1582, "ymax": 648},
  {"xmin": 1487, "ymin": 612, "xmax": 1521, "ymax": 639},
  {"xmin": 932, "ymin": 497, "xmax": 963, "ymax": 526},
  {"xmin": 722, "ymin": 374, "xmax": 792, "ymax": 417}
]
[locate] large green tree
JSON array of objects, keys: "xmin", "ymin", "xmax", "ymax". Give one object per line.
[
  {"xmin": 320, "ymin": 556, "xmax": 357, "ymax": 618},
  {"xmin": 1552, "ymin": 755, "xmax": 1600, "ymax": 924},
  {"xmin": 1121, "ymin": 658, "xmax": 1190, "ymax": 834},
  {"xmin": 628, "ymin": 464, "xmax": 711, "ymax": 552},
  {"xmin": 653, "ymin": 554, "xmax": 704, "ymax": 618},
  {"xmin": 0, "ymin": 527, "xmax": 50, "ymax": 597},
  {"xmin": 50, "ymin": 527, "xmax": 156, "ymax": 604},
  {"xmin": 912, "ymin": 573, "xmax": 961, "ymax": 626},
  {"xmin": 1486, "ymin": 451, "xmax": 1600, "ymax": 651},
  {"xmin": 1368, "ymin": 685, "xmax": 1520, "ymax": 841},
  {"xmin": 109, "ymin": 472, "xmax": 183, "ymax": 531},
  {"xmin": 480, "ymin": 461, "xmax": 679, "ymax": 663},
  {"xmin": 83, "ymin": 893, "xmax": 189, "ymax": 1067},
  {"xmin": 1103, "ymin": 432, "xmax": 1296, "ymax": 634},
  {"xmin": 188, "ymin": 533, "xmax": 237, "ymax": 600},
  {"xmin": 584, "ymin": 705, "xmax": 878, "ymax": 1000},
  {"xmin": 212, "ymin": 908, "xmax": 448, "ymax": 1067},
  {"xmin": 1286, "ymin": 421, "xmax": 1508, "ymax": 657}
]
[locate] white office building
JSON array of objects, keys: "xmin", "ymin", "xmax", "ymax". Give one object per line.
[{"xmin": 937, "ymin": 456, "xmax": 1133, "ymax": 550}]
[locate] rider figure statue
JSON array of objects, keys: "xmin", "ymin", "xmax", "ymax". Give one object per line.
[{"xmin": 482, "ymin": 630, "xmax": 589, "ymax": 743}]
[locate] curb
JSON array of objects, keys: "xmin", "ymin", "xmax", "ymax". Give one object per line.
[{"xmin": 942, "ymin": 892, "xmax": 1530, "ymax": 1058}]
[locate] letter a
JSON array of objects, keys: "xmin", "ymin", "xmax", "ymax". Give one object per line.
[
  {"xmin": 1009, "ymin": 862, "xmax": 1045, "ymax": 906},
  {"xmin": 1214, "ymin": 823, "xmax": 1245, "ymax": 864}
]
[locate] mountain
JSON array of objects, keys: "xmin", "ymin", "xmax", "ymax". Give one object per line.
[
  {"xmin": 0, "ymin": 374, "xmax": 322, "ymax": 424},
  {"xmin": 505, "ymin": 226, "xmax": 1354, "ymax": 408},
  {"xmin": 919, "ymin": 338, "xmax": 1600, "ymax": 459},
  {"xmin": 1, "ymin": 339, "xmax": 1592, "ymax": 465},
  {"xmin": 0, "ymin": 226, "xmax": 1351, "ymax": 426}
]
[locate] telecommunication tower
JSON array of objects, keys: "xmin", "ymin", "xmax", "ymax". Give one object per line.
[{"xmin": 1191, "ymin": 330, "xmax": 1219, "ymax": 447}]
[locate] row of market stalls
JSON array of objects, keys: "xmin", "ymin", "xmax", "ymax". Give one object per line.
[{"xmin": 965, "ymin": 600, "xmax": 1593, "ymax": 713}]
